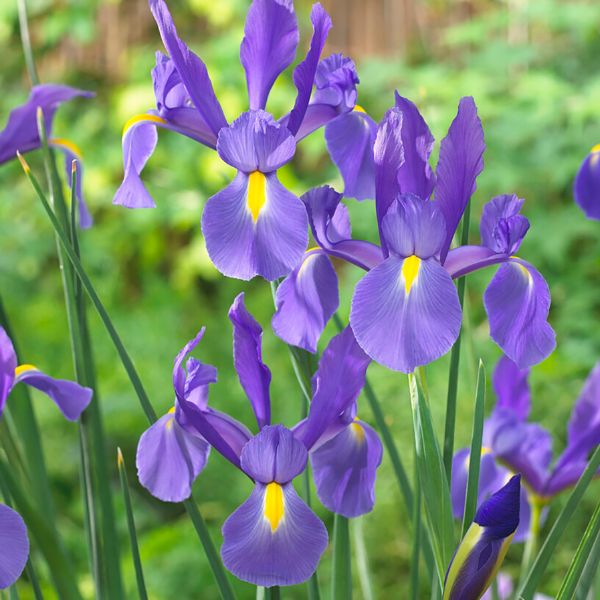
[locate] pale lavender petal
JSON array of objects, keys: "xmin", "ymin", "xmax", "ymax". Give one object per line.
[
  {"xmin": 302, "ymin": 185, "xmax": 349, "ymax": 247},
  {"xmin": 183, "ymin": 357, "xmax": 217, "ymax": 410},
  {"xmin": 287, "ymin": 103, "xmax": 339, "ymax": 140},
  {"xmin": 0, "ymin": 504, "xmax": 29, "ymax": 589},
  {"xmin": 14, "ymin": 367, "xmax": 92, "ymax": 421},
  {"xmin": 435, "ymin": 96, "xmax": 485, "ymax": 263},
  {"xmin": 229, "ymin": 293, "xmax": 271, "ymax": 428},
  {"xmin": 492, "ymin": 356, "xmax": 530, "ymax": 420},
  {"xmin": 325, "ymin": 111, "xmax": 377, "ymax": 200},
  {"xmin": 443, "ymin": 245, "xmax": 505, "ymax": 279},
  {"xmin": 241, "ymin": 0, "xmax": 299, "ymax": 111},
  {"xmin": 313, "ymin": 53, "xmax": 359, "ymax": 112},
  {"xmin": 221, "ymin": 481, "xmax": 327, "ymax": 587},
  {"xmin": 574, "ymin": 148, "xmax": 600, "ymax": 220},
  {"xmin": 350, "ymin": 256, "xmax": 461, "ymax": 372},
  {"xmin": 240, "ymin": 425, "xmax": 307, "ymax": 484},
  {"xmin": 483, "ymin": 259, "xmax": 556, "ymax": 368},
  {"xmin": 311, "ymin": 419, "xmax": 382, "ymax": 517},
  {"xmin": 149, "ymin": 0, "xmax": 227, "ymax": 137},
  {"xmin": 287, "ymin": 3, "xmax": 332, "ymax": 136},
  {"xmin": 136, "ymin": 410, "xmax": 210, "ymax": 502},
  {"xmin": 172, "ymin": 328, "xmax": 209, "ymax": 402},
  {"xmin": 480, "ymin": 194, "xmax": 529, "ymax": 255},
  {"xmin": 0, "ymin": 328, "xmax": 17, "ymax": 415},
  {"xmin": 272, "ymin": 251, "xmax": 339, "ymax": 353}
]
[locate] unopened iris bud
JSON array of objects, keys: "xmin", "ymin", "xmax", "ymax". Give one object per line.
[{"xmin": 444, "ymin": 475, "xmax": 521, "ymax": 600}]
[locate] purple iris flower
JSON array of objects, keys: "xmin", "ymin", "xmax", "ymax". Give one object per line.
[
  {"xmin": 136, "ymin": 293, "xmax": 382, "ymax": 586},
  {"xmin": 273, "ymin": 94, "xmax": 556, "ymax": 372},
  {"xmin": 0, "ymin": 503, "xmax": 29, "ymax": 589},
  {"xmin": 573, "ymin": 144, "xmax": 600, "ymax": 220},
  {"xmin": 451, "ymin": 356, "xmax": 600, "ymax": 541},
  {"xmin": 443, "ymin": 475, "xmax": 521, "ymax": 600},
  {"xmin": 0, "ymin": 84, "xmax": 94, "ymax": 228}
]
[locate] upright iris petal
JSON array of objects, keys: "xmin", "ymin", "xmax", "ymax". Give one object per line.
[
  {"xmin": 221, "ymin": 425, "xmax": 328, "ymax": 587},
  {"xmin": 492, "ymin": 355, "xmax": 530, "ymax": 420},
  {"xmin": 480, "ymin": 195, "xmax": 529, "ymax": 255},
  {"xmin": 0, "ymin": 328, "xmax": 17, "ymax": 414},
  {"xmin": 573, "ymin": 145, "xmax": 600, "ymax": 220},
  {"xmin": 0, "ymin": 504, "xmax": 29, "ymax": 589},
  {"xmin": 444, "ymin": 475, "xmax": 521, "ymax": 600}
]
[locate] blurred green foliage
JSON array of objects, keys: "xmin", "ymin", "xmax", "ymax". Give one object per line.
[{"xmin": 0, "ymin": 0, "xmax": 599, "ymax": 597}]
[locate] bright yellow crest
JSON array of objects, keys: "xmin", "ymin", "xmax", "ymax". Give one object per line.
[
  {"xmin": 247, "ymin": 171, "xmax": 267, "ymax": 223},
  {"xmin": 401, "ymin": 255, "xmax": 421, "ymax": 294},
  {"xmin": 264, "ymin": 482, "xmax": 285, "ymax": 532}
]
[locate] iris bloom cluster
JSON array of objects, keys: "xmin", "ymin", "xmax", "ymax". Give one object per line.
[
  {"xmin": 115, "ymin": 0, "xmax": 375, "ymax": 282},
  {"xmin": 0, "ymin": 326, "xmax": 92, "ymax": 588},
  {"xmin": 452, "ymin": 356, "xmax": 600, "ymax": 541},
  {"xmin": 136, "ymin": 293, "xmax": 382, "ymax": 586},
  {"xmin": 0, "ymin": 84, "xmax": 94, "ymax": 227},
  {"xmin": 273, "ymin": 94, "xmax": 556, "ymax": 373}
]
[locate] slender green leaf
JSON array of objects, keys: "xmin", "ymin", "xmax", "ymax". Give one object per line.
[
  {"xmin": 264, "ymin": 587, "xmax": 281, "ymax": 600},
  {"xmin": 516, "ymin": 444, "xmax": 600, "ymax": 599},
  {"xmin": 332, "ymin": 514, "xmax": 352, "ymax": 600},
  {"xmin": 352, "ymin": 518, "xmax": 373, "ymax": 600},
  {"xmin": 409, "ymin": 458, "xmax": 421, "ymax": 600},
  {"xmin": 16, "ymin": 0, "xmax": 39, "ymax": 86},
  {"xmin": 462, "ymin": 360, "xmax": 486, "ymax": 536},
  {"xmin": 575, "ymin": 528, "xmax": 600, "ymax": 600},
  {"xmin": 557, "ymin": 493, "xmax": 600, "ymax": 599}
]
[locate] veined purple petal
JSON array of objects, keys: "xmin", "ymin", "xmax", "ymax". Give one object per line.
[
  {"xmin": 221, "ymin": 480, "xmax": 327, "ymax": 587},
  {"xmin": 325, "ymin": 111, "xmax": 377, "ymax": 200},
  {"xmin": 480, "ymin": 195, "xmax": 530, "ymax": 255},
  {"xmin": 287, "ymin": 3, "xmax": 332, "ymax": 136},
  {"xmin": 202, "ymin": 171, "xmax": 308, "ymax": 281},
  {"xmin": 435, "ymin": 96, "xmax": 485, "ymax": 263},
  {"xmin": 374, "ymin": 107, "xmax": 404, "ymax": 255},
  {"xmin": 272, "ymin": 251, "xmax": 339, "ymax": 353},
  {"xmin": 14, "ymin": 367, "xmax": 92, "ymax": 421},
  {"xmin": 350, "ymin": 256, "xmax": 461, "ymax": 373},
  {"xmin": 573, "ymin": 147, "xmax": 600, "ymax": 220},
  {"xmin": 0, "ymin": 328, "xmax": 17, "ymax": 415},
  {"xmin": 136, "ymin": 409, "xmax": 210, "ymax": 502},
  {"xmin": 217, "ymin": 110, "xmax": 296, "ymax": 173},
  {"xmin": 299, "ymin": 327, "xmax": 370, "ymax": 450},
  {"xmin": 302, "ymin": 185, "xmax": 349, "ymax": 247},
  {"xmin": 184, "ymin": 357, "xmax": 217, "ymax": 410},
  {"xmin": 313, "ymin": 53, "xmax": 359, "ymax": 113},
  {"xmin": 149, "ymin": 0, "xmax": 227, "ymax": 137},
  {"xmin": 172, "ymin": 328, "xmax": 209, "ymax": 402},
  {"xmin": 393, "ymin": 93, "xmax": 435, "ymax": 200},
  {"xmin": 241, "ymin": 0, "xmax": 299, "ymax": 111},
  {"xmin": 0, "ymin": 84, "xmax": 93, "ymax": 165},
  {"xmin": 240, "ymin": 425, "xmax": 307, "ymax": 484},
  {"xmin": 492, "ymin": 356, "xmax": 530, "ymax": 420},
  {"xmin": 311, "ymin": 419, "xmax": 382, "ymax": 517},
  {"xmin": 229, "ymin": 293, "xmax": 271, "ymax": 429},
  {"xmin": 443, "ymin": 245, "xmax": 506, "ymax": 280},
  {"xmin": 483, "ymin": 258, "xmax": 556, "ymax": 368},
  {"xmin": 286, "ymin": 103, "xmax": 340, "ymax": 140},
  {"xmin": 0, "ymin": 504, "xmax": 29, "ymax": 589},
  {"xmin": 380, "ymin": 194, "xmax": 447, "ymax": 259}
]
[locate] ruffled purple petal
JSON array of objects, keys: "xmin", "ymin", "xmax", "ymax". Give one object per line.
[
  {"xmin": 136, "ymin": 410, "xmax": 210, "ymax": 502},
  {"xmin": 435, "ymin": 96, "xmax": 485, "ymax": 263},
  {"xmin": 14, "ymin": 367, "xmax": 92, "ymax": 421},
  {"xmin": 492, "ymin": 356, "xmax": 530, "ymax": 421},
  {"xmin": 286, "ymin": 4, "xmax": 332, "ymax": 136},
  {"xmin": 350, "ymin": 256, "xmax": 461, "ymax": 372},
  {"xmin": 149, "ymin": 0, "xmax": 227, "ymax": 137},
  {"xmin": 573, "ymin": 148, "xmax": 600, "ymax": 220},
  {"xmin": 311, "ymin": 419, "xmax": 382, "ymax": 517},
  {"xmin": 313, "ymin": 53, "xmax": 359, "ymax": 112},
  {"xmin": 241, "ymin": 0, "xmax": 299, "ymax": 111},
  {"xmin": 229, "ymin": 293, "xmax": 271, "ymax": 429},
  {"xmin": 325, "ymin": 111, "xmax": 377, "ymax": 201},
  {"xmin": 240, "ymin": 425, "xmax": 307, "ymax": 484},
  {"xmin": 480, "ymin": 195, "xmax": 529, "ymax": 255},
  {"xmin": 172, "ymin": 328, "xmax": 209, "ymax": 402},
  {"xmin": 286, "ymin": 103, "xmax": 339, "ymax": 140},
  {"xmin": 0, "ymin": 84, "xmax": 93, "ymax": 165},
  {"xmin": 221, "ymin": 481, "xmax": 327, "ymax": 587},
  {"xmin": 272, "ymin": 251, "xmax": 338, "ymax": 353},
  {"xmin": 302, "ymin": 185, "xmax": 349, "ymax": 247},
  {"xmin": 0, "ymin": 503, "xmax": 29, "ymax": 590},
  {"xmin": 0, "ymin": 328, "xmax": 17, "ymax": 415},
  {"xmin": 483, "ymin": 259, "xmax": 556, "ymax": 368},
  {"xmin": 183, "ymin": 357, "xmax": 217, "ymax": 410},
  {"xmin": 443, "ymin": 245, "xmax": 506, "ymax": 280}
]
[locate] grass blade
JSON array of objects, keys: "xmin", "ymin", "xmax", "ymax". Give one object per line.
[
  {"xmin": 117, "ymin": 449, "xmax": 149, "ymax": 600},
  {"xmin": 575, "ymin": 529, "xmax": 600, "ymax": 600},
  {"xmin": 352, "ymin": 518, "xmax": 373, "ymax": 600},
  {"xmin": 409, "ymin": 457, "xmax": 421, "ymax": 600},
  {"xmin": 516, "ymin": 444, "xmax": 600, "ymax": 599},
  {"xmin": 332, "ymin": 514, "xmax": 352, "ymax": 600},
  {"xmin": 461, "ymin": 360, "xmax": 486, "ymax": 536}
]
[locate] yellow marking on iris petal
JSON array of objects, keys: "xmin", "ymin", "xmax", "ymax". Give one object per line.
[
  {"xmin": 591, "ymin": 143, "xmax": 600, "ymax": 153},
  {"xmin": 351, "ymin": 421, "xmax": 366, "ymax": 444},
  {"xmin": 165, "ymin": 406, "xmax": 176, "ymax": 430},
  {"xmin": 49, "ymin": 137, "xmax": 83, "ymax": 160},
  {"xmin": 247, "ymin": 171, "xmax": 267, "ymax": 222},
  {"xmin": 15, "ymin": 364, "xmax": 38, "ymax": 376},
  {"xmin": 354, "ymin": 104, "xmax": 366, "ymax": 114},
  {"xmin": 264, "ymin": 482, "xmax": 285, "ymax": 532},
  {"xmin": 401, "ymin": 255, "xmax": 421, "ymax": 294},
  {"xmin": 122, "ymin": 114, "xmax": 167, "ymax": 138}
]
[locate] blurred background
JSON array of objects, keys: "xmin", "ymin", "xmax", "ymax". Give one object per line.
[{"xmin": 0, "ymin": 0, "xmax": 599, "ymax": 597}]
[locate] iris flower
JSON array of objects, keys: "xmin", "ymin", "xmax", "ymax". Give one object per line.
[
  {"xmin": 0, "ymin": 84, "xmax": 94, "ymax": 228},
  {"xmin": 136, "ymin": 293, "xmax": 382, "ymax": 586},
  {"xmin": 443, "ymin": 475, "xmax": 521, "ymax": 600},
  {"xmin": 0, "ymin": 503, "xmax": 28, "ymax": 590},
  {"xmin": 451, "ymin": 356, "xmax": 600, "ymax": 541},
  {"xmin": 273, "ymin": 94, "xmax": 556, "ymax": 372},
  {"xmin": 573, "ymin": 143, "xmax": 600, "ymax": 220},
  {"xmin": 114, "ymin": 0, "xmax": 378, "ymax": 281}
]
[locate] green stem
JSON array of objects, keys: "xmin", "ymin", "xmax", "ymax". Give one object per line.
[
  {"xmin": 264, "ymin": 587, "xmax": 281, "ymax": 600},
  {"xmin": 409, "ymin": 457, "xmax": 421, "ymax": 600},
  {"xmin": 520, "ymin": 498, "xmax": 542, "ymax": 577},
  {"xmin": 16, "ymin": 0, "xmax": 39, "ymax": 86},
  {"xmin": 332, "ymin": 515, "xmax": 352, "ymax": 600},
  {"xmin": 352, "ymin": 518, "xmax": 373, "ymax": 600}
]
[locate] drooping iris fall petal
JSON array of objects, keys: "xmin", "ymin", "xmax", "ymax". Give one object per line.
[{"xmin": 0, "ymin": 504, "xmax": 29, "ymax": 590}]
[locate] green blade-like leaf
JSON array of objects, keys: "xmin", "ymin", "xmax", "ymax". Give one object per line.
[
  {"xmin": 352, "ymin": 518, "xmax": 373, "ymax": 600},
  {"xmin": 575, "ymin": 528, "xmax": 600, "ymax": 599},
  {"xmin": 409, "ymin": 458, "xmax": 422, "ymax": 600},
  {"xmin": 516, "ymin": 443, "xmax": 600, "ymax": 599},
  {"xmin": 462, "ymin": 360, "xmax": 486, "ymax": 536},
  {"xmin": 332, "ymin": 514, "xmax": 352, "ymax": 600}
]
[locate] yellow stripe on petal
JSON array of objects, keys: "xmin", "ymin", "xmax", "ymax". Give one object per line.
[
  {"xmin": 591, "ymin": 143, "xmax": 600, "ymax": 153},
  {"xmin": 401, "ymin": 255, "xmax": 421, "ymax": 295},
  {"xmin": 15, "ymin": 364, "xmax": 38, "ymax": 376},
  {"xmin": 264, "ymin": 482, "xmax": 285, "ymax": 532},
  {"xmin": 122, "ymin": 114, "xmax": 167, "ymax": 138},
  {"xmin": 49, "ymin": 138, "xmax": 83, "ymax": 160},
  {"xmin": 443, "ymin": 523, "xmax": 484, "ymax": 600},
  {"xmin": 247, "ymin": 171, "xmax": 267, "ymax": 223},
  {"xmin": 354, "ymin": 104, "xmax": 366, "ymax": 114},
  {"xmin": 351, "ymin": 421, "xmax": 366, "ymax": 444}
]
